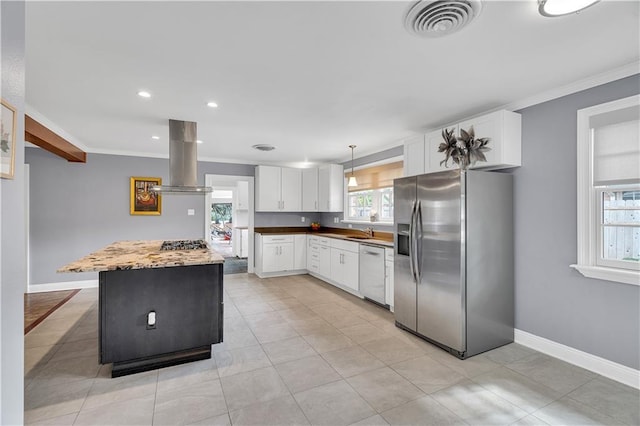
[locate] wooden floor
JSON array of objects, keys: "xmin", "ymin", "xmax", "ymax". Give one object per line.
[{"xmin": 24, "ymin": 289, "xmax": 80, "ymax": 334}]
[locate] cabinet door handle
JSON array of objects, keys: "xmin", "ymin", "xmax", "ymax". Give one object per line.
[
  {"xmin": 282, "ymin": 200, "xmax": 285, "ymax": 210},
  {"xmin": 315, "ymin": 201, "xmax": 317, "ymax": 210}
]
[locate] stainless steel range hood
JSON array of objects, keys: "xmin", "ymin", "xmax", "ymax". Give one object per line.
[{"xmin": 151, "ymin": 119, "xmax": 212, "ymax": 194}]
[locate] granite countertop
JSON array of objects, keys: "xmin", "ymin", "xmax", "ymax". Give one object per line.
[
  {"xmin": 254, "ymin": 227, "xmax": 394, "ymax": 248},
  {"xmin": 58, "ymin": 240, "xmax": 225, "ymax": 273}
]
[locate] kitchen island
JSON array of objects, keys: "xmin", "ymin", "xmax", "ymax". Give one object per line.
[{"xmin": 59, "ymin": 240, "xmax": 224, "ymax": 377}]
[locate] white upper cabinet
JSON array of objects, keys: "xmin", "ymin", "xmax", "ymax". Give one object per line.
[
  {"xmin": 405, "ymin": 109, "xmax": 522, "ymax": 176},
  {"xmin": 255, "ymin": 166, "xmax": 301, "ymax": 212},
  {"xmin": 281, "ymin": 167, "xmax": 302, "ymax": 211},
  {"xmin": 454, "ymin": 109, "xmax": 521, "ymax": 172},
  {"xmin": 318, "ymin": 164, "xmax": 344, "ymax": 212},
  {"xmin": 236, "ymin": 181, "xmax": 249, "ymax": 210},
  {"xmin": 301, "ymin": 168, "xmax": 319, "ymax": 212},
  {"xmin": 404, "ymin": 134, "xmax": 425, "ymax": 177}
]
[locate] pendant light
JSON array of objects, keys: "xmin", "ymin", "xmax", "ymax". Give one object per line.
[{"xmin": 348, "ymin": 145, "xmax": 358, "ymax": 187}]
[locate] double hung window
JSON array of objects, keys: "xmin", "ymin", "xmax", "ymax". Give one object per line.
[
  {"xmin": 573, "ymin": 95, "xmax": 640, "ymax": 285},
  {"xmin": 344, "ymin": 161, "xmax": 402, "ymax": 224}
]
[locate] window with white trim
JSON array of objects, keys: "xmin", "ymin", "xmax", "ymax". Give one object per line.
[
  {"xmin": 344, "ymin": 161, "xmax": 402, "ymax": 224},
  {"xmin": 573, "ymin": 95, "xmax": 640, "ymax": 285}
]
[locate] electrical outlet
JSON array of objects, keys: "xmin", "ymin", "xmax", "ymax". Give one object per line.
[
  {"xmin": 348, "ymin": 223, "xmax": 353, "ymax": 228},
  {"xmin": 301, "ymin": 216, "xmax": 306, "ymax": 222},
  {"xmin": 187, "ymin": 209, "xmax": 195, "ymax": 216},
  {"xmin": 334, "ymin": 217, "xmax": 339, "ymax": 223}
]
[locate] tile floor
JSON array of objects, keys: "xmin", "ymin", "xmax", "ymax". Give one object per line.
[{"xmin": 24, "ymin": 273, "xmax": 639, "ymax": 425}]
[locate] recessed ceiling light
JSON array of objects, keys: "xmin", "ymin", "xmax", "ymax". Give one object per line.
[
  {"xmin": 138, "ymin": 91, "xmax": 151, "ymax": 98},
  {"xmin": 538, "ymin": 0, "xmax": 600, "ymax": 16},
  {"xmin": 206, "ymin": 102, "xmax": 218, "ymax": 108},
  {"xmin": 196, "ymin": 140, "xmax": 203, "ymax": 144},
  {"xmin": 252, "ymin": 144, "xmax": 276, "ymax": 151},
  {"xmin": 151, "ymin": 136, "xmax": 160, "ymax": 140}
]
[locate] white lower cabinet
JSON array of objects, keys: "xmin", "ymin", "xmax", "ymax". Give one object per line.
[
  {"xmin": 307, "ymin": 236, "xmax": 331, "ymax": 279},
  {"xmin": 385, "ymin": 248, "xmax": 394, "ymax": 310},
  {"xmin": 294, "ymin": 235, "xmax": 307, "ymax": 270},
  {"xmin": 255, "ymin": 234, "xmax": 306, "ymax": 277},
  {"xmin": 330, "ymin": 239, "xmax": 359, "ymax": 293}
]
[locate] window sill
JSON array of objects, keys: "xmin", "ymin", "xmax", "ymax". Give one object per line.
[
  {"xmin": 341, "ymin": 220, "xmax": 394, "ymax": 227},
  {"xmin": 570, "ymin": 264, "xmax": 639, "ymax": 286}
]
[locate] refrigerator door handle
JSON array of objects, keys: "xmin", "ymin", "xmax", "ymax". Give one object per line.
[
  {"xmin": 416, "ymin": 201, "xmax": 423, "ymax": 283},
  {"xmin": 409, "ymin": 200, "xmax": 417, "ymax": 283}
]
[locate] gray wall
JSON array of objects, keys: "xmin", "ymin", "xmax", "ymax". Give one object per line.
[
  {"xmin": 26, "ymin": 150, "xmax": 323, "ymax": 285},
  {"xmin": 26, "ymin": 149, "xmax": 254, "ymax": 285},
  {"xmin": 1, "ymin": 1, "xmax": 26, "ymax": 423},
  {"xmin": 513, "ymin": 74, "xmax": 640, "ymax": 370}
]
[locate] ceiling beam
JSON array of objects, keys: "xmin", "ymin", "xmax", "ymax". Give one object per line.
[{"xmin": 25, "ymin": 115, "xmax": 86, "ymax": 163}]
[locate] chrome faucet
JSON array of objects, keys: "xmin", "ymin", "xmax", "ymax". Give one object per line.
[{"xmin": 363, "ymin": 227, "xmax": 374, "ymax": 237}]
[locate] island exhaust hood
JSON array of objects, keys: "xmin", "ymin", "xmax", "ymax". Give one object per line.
[{"xmin": 151, "ymin": 119, "xmax": 212, "ymax": 194}]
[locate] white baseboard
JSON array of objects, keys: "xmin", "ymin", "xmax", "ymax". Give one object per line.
[
  {"xmin": 515, "ymin": 329, "xmax": 639, "ymax": 389},
  {"xmin": 28, "ymin": 279, "xmax": 98, "ymax": 293}
]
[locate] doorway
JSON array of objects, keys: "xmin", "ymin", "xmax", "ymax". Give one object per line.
[{"xmin": 204, "ymin": 174, "xmax": 254, "ymax": 274}]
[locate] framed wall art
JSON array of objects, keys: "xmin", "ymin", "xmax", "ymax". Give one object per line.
[
  {"xmin": 1, "ymin": 99, "xmax": 17, "ymax": 179},
  {"xmin": 130, "ymin": 177, "xmax": 162, "ymax": 215}
]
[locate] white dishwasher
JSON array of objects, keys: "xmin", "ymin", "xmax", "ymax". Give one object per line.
[{"xmin": 359, "ymin": 244, "xmax": 387, "ymax": 307}]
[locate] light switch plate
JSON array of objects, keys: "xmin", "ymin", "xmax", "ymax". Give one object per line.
[{"xmin": 187, "ymin": 209, "xmax": 195, "ymax": 216}]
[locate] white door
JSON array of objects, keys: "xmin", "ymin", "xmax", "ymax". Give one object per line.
[
  {"xmin": 281, "ymin": 167, "xmax": 302, "ymax": 211},
  {"xmin": 256, "ymin": 165, "xmax": 281, "ymax": 211}
]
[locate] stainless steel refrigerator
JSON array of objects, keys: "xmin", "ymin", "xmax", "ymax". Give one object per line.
[{"xmin": 394, "ymin": 169, "xmax": 514, "ymax": 359}]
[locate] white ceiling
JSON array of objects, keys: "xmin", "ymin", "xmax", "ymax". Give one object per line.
[{"xmin": 25, "ymin": 1, "xmax": 639, "ymax": 166}]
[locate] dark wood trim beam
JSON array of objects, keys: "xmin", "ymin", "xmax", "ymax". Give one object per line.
[{"xmin": 25, "ymin": 115, "xmax": 86, "ymax": 163}]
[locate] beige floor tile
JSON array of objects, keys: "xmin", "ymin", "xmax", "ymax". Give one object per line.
[
  {"xmin": 275, "ymin": 354, "xmax": 341, "ymax": 393},
  {"xmin": 288, "ymin": 317, "xmax": 336, "ymax": 336},
  {"xmin": 533, "ymin": 396, "xmax": 624, "ymax": 425},
  {"xmin": 29, "ymin": 354, "xmax": 101, "ymax": 388},
  {"xmin": 347, "ymin": 367, "xmax": 425, "ymax": 413},
  {"xmin": 187, "ymin": 413, "xmax": 231, "ymax": 425},
  {"xmin": 220, "ymin": 366, "xmax": 290, "ymax": 411},
  {"xmin": 506, "ymin": 353, "xmax": 597, "ymax": 394},
  {"xmin": 349, "ymin": 414, "xmax": 390, "ymax": 426},
  {"xmin": 278, "ymin": 307, "xmax": 320, "ymax": 322},
  {"xmin": 214, "ymin": 345, "xmax": 272, "ymax": 378},
  {"xmin": 83, "ymin": 370, "xmax": 158, "ymax": 411},
  {"xmin": 483, "ymin": 343, "xmax": 537, "ymax": 365},
  {"xmin": 48, "ymin": 338, "xmax": 98, "ymax": 363},
  {"xmin": 428, "ymin": 350, "xmax": 501, "ymax": 378},
  {"xmin": 390, "ymin": 355, "xmax": 465, "ymax": 394},
  {"xmin": 251, "ymin": 322, "xmax": 299, "ymax": 344},
  {"xmin": 472, "ymin": 367, "xmax": 562, "ymax": 414},
  {"xmin": 262, "ymin": 336, "xmax": 317, "ymax": 365},
  {"xmin": 25, "ymin": 344, "xmax": 60, "ymax": 378},
  {"xmin": 212, "ymin": 328, "xmax": 259, "ymax": 353},
  {"xmin": 268, "ymin": 297, "xmax": 304, "ymax": 311},
  {"xmin": 229, "ymin": 394, "xmax": 309, "ymax": 425},
  {"xmin": 380, "ymin": 395, "xmax": 466, "ymax": 425},
  {"xmin": 302, "ymin": 331, "xmax": 355, "ymax": 353},
  {"xmin": 156, "ymin": 356, "xmax": 218, "ymax": 393},
  {"xmin": 511, "ymin": 414, "xmax": 550, "ymax": 425},
  {"xmin": 154, "ymin": 379, "xmax": 228, "ymax": 425},
  {"xmin": 26, "ymin": 412, "xmax": 79, "ymax": 425},
  {"xmin": 431, "ymin": 379, "xmax": 529, "ymax": 425},
  {"xmin": 294, "ymin": 380, "xmax": 375, "ymax": 426},
  {"xmin": 360, "ymin": 336, "xmax": 426, "ymax": 365},
  {"xmin": 235, "ymin": 301, "xmax": 274, "ymax": 316},
  {"xmin": 321, "ymin": 346, "xmax": 385, "ymax": 378},
  {"xmin": 566, "ymin": 377, "xmax": 640, "ymax": 425},
  {"xmin": 73, "ymin": 394, "xmax": 155, "ymax": 425},
  {"xmin": 243, "ymin": 311, "xmax": 287, "ymax": 329},
  {"xmin": 339, "ymin": 323, "xmax": 390, "ymax": 344},
  {"xmin": 24, "ymin": 379, "xmax": 93, "ymax": 424}
]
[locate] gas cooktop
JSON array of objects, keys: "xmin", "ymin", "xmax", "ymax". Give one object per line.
[{"xmin": 160, "ymin": 239, "xmax": 209, "ymax": 251}]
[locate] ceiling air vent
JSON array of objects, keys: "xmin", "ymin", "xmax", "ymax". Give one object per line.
[
  {"xmin": 252, "ymin": 144, "xmax": 276, "ymax": 152},
  {"xmin": 404, "ymin": 0, "xmax": 483, "ymax": 38}
]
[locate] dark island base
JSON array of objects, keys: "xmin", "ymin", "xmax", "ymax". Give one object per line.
[
  {"xmin": 99, "ymin": 264, "xmax": 223, "ymax": 378},
  {"xmin": 111, "ymin": 345, "xmax": 212, "ymax": 378}
]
